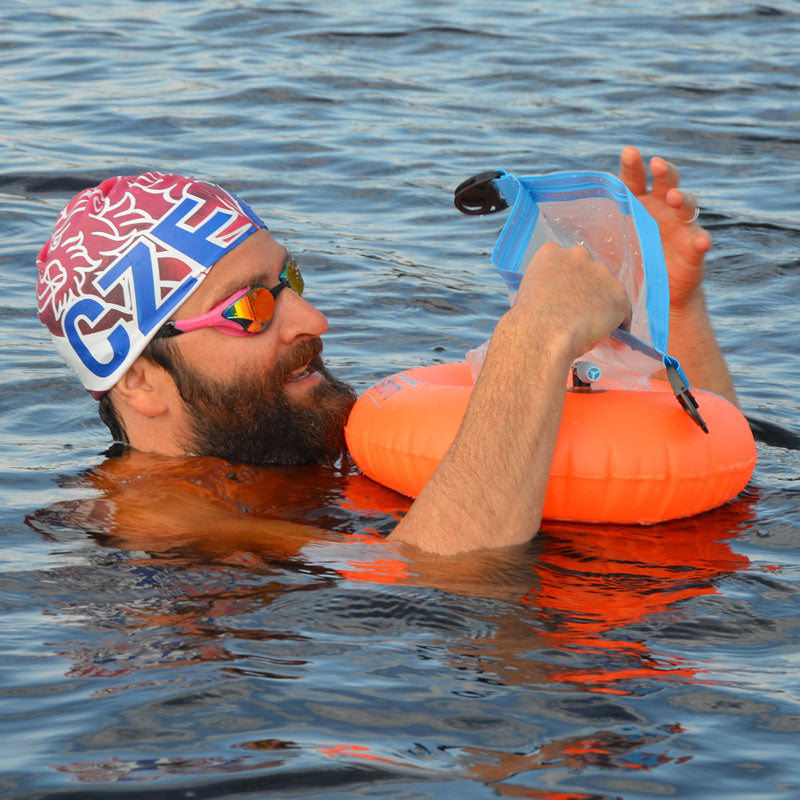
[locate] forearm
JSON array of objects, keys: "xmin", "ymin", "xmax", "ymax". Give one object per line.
[
  {"xmin": 388, "ymin": 310, "xmax": 574, "ymax": 555},
  {"xmin": 669, "ymin": 288, "xmax": 739, "ymax": 406}
]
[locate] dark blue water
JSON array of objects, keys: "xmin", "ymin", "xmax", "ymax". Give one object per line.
[{"xmin": 2, "ymin": 2, "xmax": 799, "ymax": 798}]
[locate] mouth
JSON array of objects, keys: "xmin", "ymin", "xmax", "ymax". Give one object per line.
[
  {"xmin": 279, "ymin": 339, "xmax": 326, "ymax": 387},
  {"xmin": 285, "ymin": 362, "xmax": 316, "ymax": 383},
  {"xmin": 283, "ymin": 352, "xmax": 327, "ymax": 387}
]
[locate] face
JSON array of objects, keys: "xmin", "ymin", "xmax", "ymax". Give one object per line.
[{"xmin": 165, "ymin": 230, "xmax": 357, "ymax": 466}]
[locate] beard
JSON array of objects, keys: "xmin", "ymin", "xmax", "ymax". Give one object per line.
[{"xmin": 173, "ymin": 337, "xmax": 356, "ymax": 466}]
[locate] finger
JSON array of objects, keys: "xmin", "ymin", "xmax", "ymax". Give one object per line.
[
  {"xmin": 693, "ymin": 230, "xmax": 712, "ymax": 255},
  {"xmin": 666, "ymin": 187, "xmax": 699, "ymax": 223},
  {"xmin": 650, "ymin": 157, "xmax": 680, "ymax": 199},
  {"xmin": 619, "ymin": 146, "xmax": 647, "ymax": 195},
  {"xmin": 666, "ymin": 187, "xmax": 712, "ymax": 256}
]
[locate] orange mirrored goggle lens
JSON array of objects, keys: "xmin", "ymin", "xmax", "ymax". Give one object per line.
[
  {"xmin": 224, "ymin": 287, "xmax": 279, "ymax": 332},
  {"xmin": 222, "ymin": 259, "xmax": 304, "ymax": 333}
]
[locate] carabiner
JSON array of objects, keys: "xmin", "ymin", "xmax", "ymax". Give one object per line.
[{"xmin": 666, "ymin": 363, "xmax": 708, "ymax": 434}]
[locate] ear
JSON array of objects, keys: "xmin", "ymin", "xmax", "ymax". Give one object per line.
[{"xmin": 112, "ymin": 357, "xmax": 175, "ymax": 419}]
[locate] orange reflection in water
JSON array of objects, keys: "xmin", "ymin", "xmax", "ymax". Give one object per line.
[
  {"xmin": 31, "ymin": 450, "xmax": 757, "ymax": 698},
  {"xmin": 523, "ymin": 498, "xmax": 755, "ymax": 692},
  {"xmin": 29, "ymin": 453, "xmax": 759, "ymax": 791}
]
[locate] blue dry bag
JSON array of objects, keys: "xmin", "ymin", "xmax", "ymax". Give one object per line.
[{"xmin": 454, "ymin": 169, "xmax": 707, "ymax": 431}]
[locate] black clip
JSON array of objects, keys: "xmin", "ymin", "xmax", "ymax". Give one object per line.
[
  {"xmin": 666, "ymin": 364, "xmax": 709, "ymax": 434},
  {"xmin": 454, "ymin": 171, "xmax": 509, "ymax": 215}
]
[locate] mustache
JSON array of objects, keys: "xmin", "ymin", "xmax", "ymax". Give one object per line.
[{"xmin": 274, "ymin": 337, "xmax": 324, "ymax": 384}]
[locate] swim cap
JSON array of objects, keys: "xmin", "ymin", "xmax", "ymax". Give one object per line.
[{"xmin": 36, "ymin": 172, "xmax": 266, "ymax": 396}]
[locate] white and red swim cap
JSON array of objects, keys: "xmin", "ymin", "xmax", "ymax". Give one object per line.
[{"xmin": 36, "ymin": 172, "xmax": 265, "ymax": 396}]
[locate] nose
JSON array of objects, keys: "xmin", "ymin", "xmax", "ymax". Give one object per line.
[{"xmin": 275, "ymin": 289, "xmax": 328, "ymax": 345}]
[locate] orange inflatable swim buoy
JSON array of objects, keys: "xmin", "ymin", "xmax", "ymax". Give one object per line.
[{"xmin": 344, "ymin": 361, "xmax": 757, "ymax": 525}]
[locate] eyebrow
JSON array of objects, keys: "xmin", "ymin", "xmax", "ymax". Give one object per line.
[{"xmin": 208, "ymin": 247, "xmax": 292, "ymax": 309}]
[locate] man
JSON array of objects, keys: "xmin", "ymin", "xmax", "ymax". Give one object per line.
[{"xmin": 37, "ymin": 147, "xmax": 738, "ymax": 556}]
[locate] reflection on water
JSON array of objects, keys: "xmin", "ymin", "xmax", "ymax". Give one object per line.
[
  {"xmin": 21, "ymin": 451, "xmax": 765, "ymax": 792},
  {"xmin": 529, "ymin": 507, "xmax": 754, "ymax": 693}
]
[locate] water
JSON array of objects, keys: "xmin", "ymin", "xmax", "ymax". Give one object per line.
[{"xmin": 2, "ymin": 1, "xmax": 799, "ymax": 797}]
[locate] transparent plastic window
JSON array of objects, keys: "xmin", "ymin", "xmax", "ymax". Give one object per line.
[{"xmin": 467, "ymin": 173, "xmax": 668, "ymax": 390}]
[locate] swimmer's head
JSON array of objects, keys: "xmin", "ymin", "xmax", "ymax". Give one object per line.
[{"xmin": 36, "ymin": 172, "xmax": 266, "ymax": 396}]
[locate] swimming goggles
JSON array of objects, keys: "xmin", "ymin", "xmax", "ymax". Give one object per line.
[{"xmin": 155, "ymin": 257, "xmax": 304, "ymax": 338}]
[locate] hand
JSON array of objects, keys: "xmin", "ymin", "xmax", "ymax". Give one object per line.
[
  {"xmin": 619, "ymin": 146, "xmax": 711, "ymax": 310},
  {"xmin": 619, "ymin": 147, "xmax": 739, "ymax": 404},
  {"xmin": 515, "ymin": 242, "xmax": 630, "ymax": 359}
]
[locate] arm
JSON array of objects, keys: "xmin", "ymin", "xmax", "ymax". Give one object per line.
[
  {"xmin": 388, "ymin": 243, "xmax": 629, "ymax": 556},
  {"xmin": 619, "ymin": 147, "xmax": 739, "ymax": 406}
]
